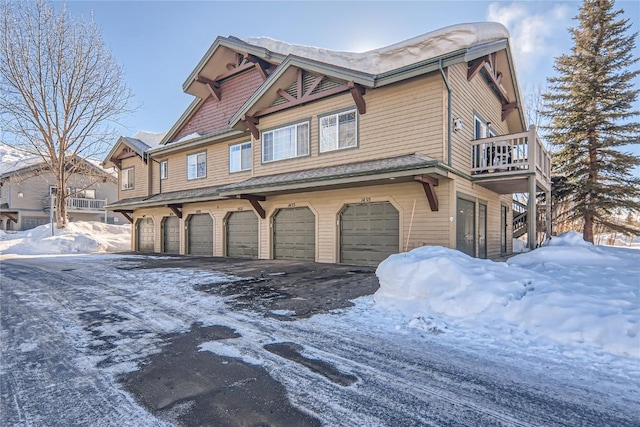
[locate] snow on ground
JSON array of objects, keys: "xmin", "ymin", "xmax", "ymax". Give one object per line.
[
  {"xmin": 375, "ymin": 231, "xmax": 640, "ymax": 361},
  {"xmin": 0, "ymin": 221, "xmax": 130, "ymax": 257}
]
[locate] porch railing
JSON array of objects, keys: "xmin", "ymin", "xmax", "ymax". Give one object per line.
[{"xmin": 471, "ymin": 125, "xmax": 551, "ymax": 183}]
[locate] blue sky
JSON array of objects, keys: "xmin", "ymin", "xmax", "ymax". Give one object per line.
[{"xmin": 60, "ymin": 0, "xmax": 639, "ymax": 140}]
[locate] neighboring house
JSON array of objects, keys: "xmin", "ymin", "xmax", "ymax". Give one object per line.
[
  {"xmin": 0, "ymin": 155, "xmax": 122, "ymax": 231},
  {"xmin": 103, "ymin": 22, "xmax": 551, "ymax": 265}
]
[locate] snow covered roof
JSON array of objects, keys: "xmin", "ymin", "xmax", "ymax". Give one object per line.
[
  {"xmin": 132, "ymin": 130, "xmax": 167, "ymax": 148},
  {"xmin": 243, "ymin": 22, "xmax": 509, "ymax": 75}
]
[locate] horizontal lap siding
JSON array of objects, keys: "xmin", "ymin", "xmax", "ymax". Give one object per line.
[
  {"xmin": 449, "ymin": 63, "xmax": 510, "ymax": 174},
  {"xmin": 156, "ymin": 135, "xmax": 254, "ymax": 193},
  {"xmin": 254, "ymin": 73, "xmax": 444, "ymax": 177},
  {"xmin": 119, "ymin": 157, "xmax": 148, "ymax": 199},
  {"xmin": 131, "ymin": 181, "xmax": 452, "ymax": 262},
  {"xmin": 174, "ymin": 69, "xmax": 265, "ymax": 140}
]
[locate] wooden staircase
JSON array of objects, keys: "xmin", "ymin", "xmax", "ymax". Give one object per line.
[{"xmin": 513, "ymin": 196, "xmax": 550, "ymax": 247}]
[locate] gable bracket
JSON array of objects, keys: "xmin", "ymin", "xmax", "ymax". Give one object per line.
[
  {"xmin": 237, "ymin": 194, "xmax": 266, "ymax": 219},
  {"xmin": 195, "ymin": 75, "xmax": 221, "ymax": 102},
  {"xmin": 242, "ymin": 115, "xmax": 260, "ymax": 140},
  {"xmin": 256, "ymin": 82, "xmax": 351, "ymax": 118},
  {"xmin": 501, "ymin": 102, "xmax": 519, "ymax": 121},
  {"xmin": 467, "ymin": 55, "xmax": 490, "ymax": 81},
  {"xmin": 168, "ymin": 204, "xmax": 183, "ymax": 219},
  {"xmin": 114, "ymin": 210, "xmax": 133, "ymax": 223},
  {"xmin": 110, "ymin": 157, "xmax": 122, "ymax": 170},
  {"xmin": 348, "ymin": 81, "xmax": 366, "ymax": 114},
  {"xmin": 414, "ymin": 175, "xmax": 439, "ymax": 212},
  {"xmin": 1, "ymin": 212, "xmax": 18, "ymax": 223}
]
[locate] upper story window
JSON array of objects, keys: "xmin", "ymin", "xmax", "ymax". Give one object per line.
[
  {"xmin": 121, "ymin": 167, "xmax": 135, "ymax": 190},
  {"xmin": 187, "ymin": 152, "xmax": 206, "ymax": 180},
  {"xmin": 229, "ymin": 142, "xmax": 252, "ymax": 173},
  {"xmin": 160, "ymin": 160, "xmax": 168, "ymax": 180},
  {"xmin": 262, "ymin": 121, "xmax": 309, "ymax": 163},
  {"xmin": 319, "ymin": 109, "xmax": 357, "ymax": 152}
]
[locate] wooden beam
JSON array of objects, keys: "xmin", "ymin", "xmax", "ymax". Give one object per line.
[
  {"xmin": 110, "ymin": 157, "xmax": 122, "ymax": 170},
  {"xmin": 414, "ymin": 175, "xmax": 439, "ymax": 212},
  {"xmin": 114, "ymin": 149, "xmax": 137, "ymax": 160},
  {"xmin": 195, "ymin": 75, "xmax": 221, "ymax": 101},
  {"xmin": 348, "ymin": 81, "xmax": 366, "ymax": 114},
  {"xmin": 501, "ymin": 102, "xmax": 519, "ymax": 121},
  {"xmin": 296, "ymin": 68, "xmax": 303, "ymax": 99},
  {"xmin": 1, "ymin": 212, "xmax": 18, "ymax": 223},
  {"xmin": 256, "ymin": 84, "xmax": 350, "ymax": 117},
  {"xmin": 237, "ymin": 194, "xmax": 266, "ymax": 219},
  {"xmin": 243, "ymin": 115, "xmax": 260, "ymax": 140},
  {"xmin": 168, "ymin": 204, "xmax": 183, "ymax": 219},
  {"xmin": 276, "ymin": 88, "xmax": 297, "ymax": 103},
  {"xmin": 304, "ymin": 75, "xmax": 324, "ymax": 97},
  {"xmin": 467, "ymin": 55, "xmax": 490, "ymax": 81},
  {"xmin": 115, "ymin": 210, "xmax": 133, "ymax": 223}
]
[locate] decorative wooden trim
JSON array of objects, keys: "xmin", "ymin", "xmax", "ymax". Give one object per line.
[
  {"xmin": 276, "ymin": 88, "xmax": 297, "ymax": 103},
  {"xmin": 1, "ymin": 212, "xmax": 18, "ymax": 223},
  {"xmin": 195, "ymin": 75, "xmax": 221, "ymax": 101},
  {"xmin": 237, "ymin": 194, "xmax": 266, "ymax": 219},
  {"xmin": 467, "ymin": 55, "xmax": 490, "ymax": 81},
  {"xmin": 501, "ymin": 102, "xmax": 518, "ymax": 121},
  {"xmin": 256, "ymin": 84, "xmax": 350, "ymax": 117},
  {"xmin": 414, "ymin": 175, "xmax": 439, "ymax": 212},
  {"xmin": 242, "ymin": 115, "xmax": 260, "ymax": 140},
  {"xmin": 115, "ymin": 148, "xmax": 137, "ymax": 160},
  {"xmin": 114, "ymin": 210, "xmax": 133, "ymax": 223},
  {"xmin": 213, "ymin": 61, "xmax": 255, "ymax": 82},
  {"xmin": 110, "ymin": 157, "xmax": 122, "ymax": 170},
  {"xmin": 168, "ymin": 204, "xmax": 183, "ymax": 219},
  {"xmin": 348, "ymin": 81, "xmax": 366, "ymax": 114}
]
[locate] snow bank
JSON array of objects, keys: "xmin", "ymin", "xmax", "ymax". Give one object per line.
[
  {"xmin": 375, "ymin": 232, "xmax": 640, "ymax": 358},
  {"xmin": 0, "ymin": 221, "xmax": 130, "ymax": 256}
]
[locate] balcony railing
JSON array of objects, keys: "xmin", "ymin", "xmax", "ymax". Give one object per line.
[
  {"xmin": 45, "ymin": 196, "xmax": 107, "ymax": 212},
  {"xmin": 470, "ymin": 125, "xmax": 551, "ymax": 184}
]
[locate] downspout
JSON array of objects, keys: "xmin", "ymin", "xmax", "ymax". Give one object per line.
[{"xmin": 439, "ymin": 59, "xmax": 452, "ymax": 167}]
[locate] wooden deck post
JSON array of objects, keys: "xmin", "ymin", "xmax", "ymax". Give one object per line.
[{"xmin": 527, "ymin": 175, "xmax": 537, "ymax": 250}]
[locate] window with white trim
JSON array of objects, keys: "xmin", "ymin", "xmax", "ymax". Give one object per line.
[
  {"xmin": 319, "ymin": 109, "xmax": 357, "ymax": 152},
  {"xmin": 474, "ymin": 115, "xmax": 496, "ymax": 139},
  {"xmin": 262, "ymin": 122, "xmax": 309, "ymax": 163},
  {"xmin": 160, "ymin": 160, "xmax": 168, "ymax": 180},
  {"xmin": 187, "ymin": 152, "xmax": 206, "ymax": 180},
  {"xmin": 229, "ymin": 142, "xmax": 252, "ymax": 173},
  {"xmin": 121, "ymin": 167, "xmax": 135, "ymax": 190}
]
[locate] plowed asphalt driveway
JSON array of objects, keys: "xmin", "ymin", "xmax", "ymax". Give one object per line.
[{"xmin": 1, "ymin": 254, "xmax": 638, "ymax": 426}]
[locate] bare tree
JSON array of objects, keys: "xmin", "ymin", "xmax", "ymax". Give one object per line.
[{"xmin": 0, "ymin": 0, "xmax": 132, "ymax": 227}]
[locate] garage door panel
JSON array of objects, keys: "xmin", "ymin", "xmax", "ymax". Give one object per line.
[
  {"xmin": 226, "ymin": 211, "xmax": 258, "ymax": 258},
  {"xmin": 273, "ymin": 207, "xmax": 315, "ymax": 261},
  {"xmin": 162, "ymin": 216, "xmax": 180, "ymax": 254},
  {"xmin": 340, "ymin": 202, "xmax": 399, "ymax": 266},
  {"xmin": 137, "ymin": 218, "xmax": 155, "ymax": 252},
  {"xmin": 188, "ymin": 214, "xmax": 213, "ymax": 256}
]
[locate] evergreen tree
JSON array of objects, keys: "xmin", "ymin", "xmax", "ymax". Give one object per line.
[{"xmin": 543, "ymin": 0, "xmax": 640, "ymax": 242}]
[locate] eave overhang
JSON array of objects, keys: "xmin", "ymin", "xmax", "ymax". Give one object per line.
[
  {"xmin": 102, "ymin": 136, "xmax": 149, "ymax": 169},
  {"xmin": 217, "ymin": 155, "xmax": 449, "ymax": 197},
  {"xmin": 149, "ymin": 129, "xmax": 247, "ymax": 157},
  {"xmin": 182, "ymin": 36, "xmax": 286, "ymax": 99},
  {"xmin": 105, "ymin": 188, "xmax": 225, "ymax": 211},
  {"xmin": 229, "ymin": 55, "xmax": 375, "ymax": 129}
]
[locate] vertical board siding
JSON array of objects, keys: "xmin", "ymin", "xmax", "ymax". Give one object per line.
[
  {"xmin": 448, "ymin": 62, "xmax": 512, "ymax": 174},
  {"xmin": 174, "ymin": 69, "xmax": 265, "ymax": 141}
]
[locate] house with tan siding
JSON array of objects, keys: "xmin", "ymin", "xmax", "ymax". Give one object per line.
[
  {"xmin": 0, "ymin": 156, "xmax": 121, "ymax": 231},
  {"xmin": 103, "ymin": 23, "xmax": 551, "ymax": 265}
]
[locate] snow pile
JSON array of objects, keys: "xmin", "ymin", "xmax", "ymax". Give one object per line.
[
  {"xmin": 0, "ymin": 221, "xmax": 130, "ymax": 256},
  {"xmin": 132, "ymin": 130, "xmax": 167, "ymax": 147},
  {"xmin": 245, "ymin": 22, "xmax": 509, "ymax": 75},
  {"xmin": 375, "ymin": 232, "xmax": 640, "ymax": 357}
]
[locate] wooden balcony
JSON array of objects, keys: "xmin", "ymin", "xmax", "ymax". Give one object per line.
[
  {"xmin": 470, "ymin": 125, "xmax": 551, "ymax": 194},
  {"xmin": 45, "ymin": 196, "xmax": 108, "ymax": 213}
]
